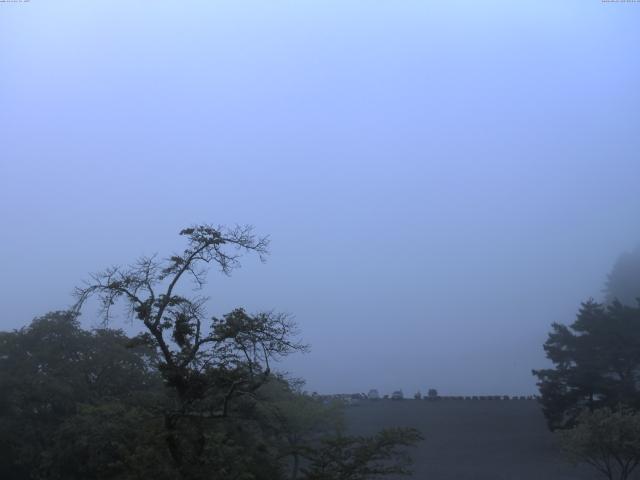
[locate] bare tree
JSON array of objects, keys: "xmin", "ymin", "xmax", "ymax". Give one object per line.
[{"xmin": 73, "ymin": 224, "xmax": 307, "ymax": 477}]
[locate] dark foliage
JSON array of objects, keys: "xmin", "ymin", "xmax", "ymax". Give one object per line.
[
  {"xmin": 558, "ymin": 407, "xmax": 640, "ymax": 480},
  {"xmin": 0, "ymin": 224, "xmax": 422, "ymax": 480},
  {"xmin": 0, "ymin": 311, "xmax": 164, "ymax": 479},
  {"xmin": 533, "ymin": 300, "xmax": 640, "ymax": 430},
  {"xmin": 302, "ymin": 428, "xmax": 422, "ymax": 480},
  {"xmin": 73, "ymin": 224, "xmax": 308, "ymax": 478}
]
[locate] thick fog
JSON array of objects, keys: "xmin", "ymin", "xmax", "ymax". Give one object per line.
[{"xmin": 1, "ymin": 1, "xmax": 639, "ymax": 397}]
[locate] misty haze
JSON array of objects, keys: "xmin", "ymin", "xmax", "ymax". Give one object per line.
[{"xmin": 1, "ymin": 1, "xmax": 639, "ymax": 479}]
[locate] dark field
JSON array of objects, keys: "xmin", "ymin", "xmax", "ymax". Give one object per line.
[{"xmin": 345, "ymin": 399, "xmax": 604, "ymax": 480}]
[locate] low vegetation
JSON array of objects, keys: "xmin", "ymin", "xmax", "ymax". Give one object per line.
[
  {"xmin": 0, "ymin": 225, "xmax": 421, "ymax": 480},
  {"xmin": 2, "ymin": 224, "xmax": 640, "ymax": 480}
]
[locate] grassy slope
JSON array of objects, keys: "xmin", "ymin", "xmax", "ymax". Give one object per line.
[{"xmin": 345, "ymin": 399, "xmax": 601, "ymax": 480}]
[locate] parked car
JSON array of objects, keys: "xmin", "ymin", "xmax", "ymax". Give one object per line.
[
  {"xmin": 368, "ymin": 389, "xmax": 380, "ymax": 400},
  {"xmin": 391, "ymin": 390, "xmax": 404, "ymax": 400}
]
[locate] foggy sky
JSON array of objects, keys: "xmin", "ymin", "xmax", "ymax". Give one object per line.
[{"xmin": 1, "ymin": 1, "xmax": 639, "ymax": 396}]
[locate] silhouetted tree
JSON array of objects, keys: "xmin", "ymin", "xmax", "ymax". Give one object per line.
[
  {"xmin": 0, "ymin": 311, "xmax": 163, "ymax": 479},
  {"xmin": 533, "ymin": 300, "xmax": 640, "ymax": 430},
  {"xmin": 259, "ymin": 378, "xmax": 343, "ymax": 480},
  {"xmin": 0, "ymin": 309, "xmax": 424, "ymax": 480},
  {"xmin": 73, "ymin": 224, "xmax": 307, "ymax": 478},
  {"xmin": 69, "ymin": 224, "xmax": 423, "ymax": 480}
]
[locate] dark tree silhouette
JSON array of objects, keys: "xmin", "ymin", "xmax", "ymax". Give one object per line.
[
  {"xmin": 2, "ymin": 224, "xmax": 423, "ymax": 480},
  {"xmin": 73, "ymin": 224, "xmax": 307, "ymax": 477},
  {"xmin": 533, "ymin": 300, "xmax": 640, "ymax": 430},
  {"xmin": 0, "ymin": 311, "xmax": 163, "ymax": 479}
]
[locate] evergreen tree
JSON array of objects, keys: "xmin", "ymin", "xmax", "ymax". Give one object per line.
[{"xmin": 533, "ymin": 300, "xmax": 640, "ymax": 430}]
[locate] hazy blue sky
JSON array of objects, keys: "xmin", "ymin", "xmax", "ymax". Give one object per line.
[{"xmin": 1, "ymin": 1, "xmax": 639, "ymax": 396}]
